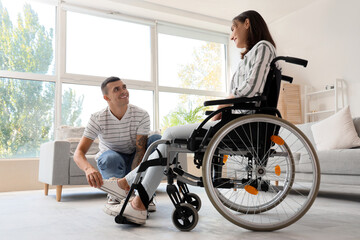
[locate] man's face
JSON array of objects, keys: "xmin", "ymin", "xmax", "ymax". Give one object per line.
[{"xmin": 104, "ymin": 80, "xmax": 129, "ymax": 107}]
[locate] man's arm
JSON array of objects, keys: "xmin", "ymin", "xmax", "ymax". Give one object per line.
[
  {"xmin": 74, "ymin": 136, "xmax": 103, "ymax": 188},
  {"xmin": 131, "ymin": 135, "xmax": 148, "ymax": 170}
]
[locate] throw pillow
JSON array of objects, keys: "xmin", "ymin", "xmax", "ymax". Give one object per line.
[
  {"xmin": 67, "ymin": 138, "xmax": 99, "ymax": 155},
  {"xmin": 311, "ymin": 106, "xmax": 360, "ymax": 151},
  {"xmin": 56, "ymin": 125, "xmax": 85, "ymax": 140}
]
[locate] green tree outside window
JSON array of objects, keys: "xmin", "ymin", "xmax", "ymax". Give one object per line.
[{"xmin": 0, "ymin": 1, "xmax": 83, "ymax": 158}]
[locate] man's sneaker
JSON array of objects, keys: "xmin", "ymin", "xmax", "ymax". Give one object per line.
[
  {"xmin": 107, "ymin": 194, "xmax": 120, "ymax": 205},
  {"xmin": 103, "ymin": 201, "xmax": 147, "ymax": 225},
  {"xmin": 148, "ymin": 199, "xmax": 156, "ymax": 212},
  {"xmin": 100, "ymin": 178, "xmax": 128, "ymax": 202}
]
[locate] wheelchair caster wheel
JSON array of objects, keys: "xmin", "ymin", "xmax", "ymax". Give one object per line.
[
  {"xmin": 172, "ymin": 203, "xmax": 199, "ymax": 231},
  {"xmin": 182, "ymin": 193, "xmax": 202, "ymax": 211}
]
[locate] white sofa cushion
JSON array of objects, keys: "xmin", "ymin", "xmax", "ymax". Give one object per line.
[
  {"xmin": 56, "ymin": 126, "xmax": 85, "ymax": 140},
  {"xmin": 311, "ymin": 106, "xmax": 360, "ymax": 151},
  {"xmin": 298, "ymin": 148, "xmax": 360, "ymax": 175},
  {"xmin": 56, "ymin": 126, "xmax": 99, "ymax": 155},
  {"xmin": 67, "ymin": 138, "xmax": 99, "ymax": 155}
]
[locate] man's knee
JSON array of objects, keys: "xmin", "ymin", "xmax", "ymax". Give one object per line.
[
  {"xmin": 147, "ymin": 134, "xmax": 161, "ymax": 146},
  {"xmin": 97, "ymin": 150, "xmax": 125, "ymax": 169},
  {"xmin": 146, "ymin": 134, "xmax": 162, "ymax": 155}
]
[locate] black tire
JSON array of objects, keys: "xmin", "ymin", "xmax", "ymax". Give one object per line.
[
  {"xmin": 172, "ymin": 203, "xmax": 199, "ymax": 231},
  {"xmin": 182, "ymin": 193, "xmax": 202, "ymax": 211},
  {"xmin": 202, "ymin": 114, "xmax": 320, "ymax": 231}
]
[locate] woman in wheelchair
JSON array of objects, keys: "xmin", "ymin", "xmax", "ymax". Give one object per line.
[{"xmin": 99, "ymin": 10, "xmax": 320, "ymax": 232}]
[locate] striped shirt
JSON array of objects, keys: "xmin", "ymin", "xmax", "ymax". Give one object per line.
[
  {"xmin": 230, "ymin": 40, "xmax": 276, "ymax": 97},
  {"xmin": 83, "ymin": 104, "xmax": 150, "ymax": 159}
]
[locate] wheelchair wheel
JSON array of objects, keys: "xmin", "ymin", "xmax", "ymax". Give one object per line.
[
  {"xmin": 182, "ymin": 193, "xmax": 202, "ymax": 211},
  {"xmin": 172, "ymin": 203, "xmax": 199, "ymax": 231},
  {"xmin": 202, "ymin": 114, "xmax": 320, "ymax": 231}
]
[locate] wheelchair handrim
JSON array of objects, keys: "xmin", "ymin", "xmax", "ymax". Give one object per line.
[{"xmin": 202, "ymin": 114, "xmax": 321, "ymax": 231}]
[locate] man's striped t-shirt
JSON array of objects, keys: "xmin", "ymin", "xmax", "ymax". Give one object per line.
[
  {"xmin": 230, "ymin": 40, "xmax": 276, "ymax": 97},
  {"xmin": 83, "ymin": 104, "xmax": 150, "ymax": 159}
]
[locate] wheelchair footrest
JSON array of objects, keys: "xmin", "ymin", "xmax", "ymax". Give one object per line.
[{"xmin": 114, "ymin": 215, "xmax": 141, "ymax": 226}]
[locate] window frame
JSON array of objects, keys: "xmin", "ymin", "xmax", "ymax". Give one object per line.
[{"xmin": 0, "ymin": 0, "xmax": 230, "ymax": 159}]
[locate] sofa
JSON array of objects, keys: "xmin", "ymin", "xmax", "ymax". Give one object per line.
[
  {"xmin": 295, "ymin": 117, "xmax": 360, "ymax": 186},
  {"xmin": 38, "ymin": 126, "xmax": 187, "ymax": 202},
  {"xmin": 38, "ymin": 126, "xmax": 100, "ymax": 202}
]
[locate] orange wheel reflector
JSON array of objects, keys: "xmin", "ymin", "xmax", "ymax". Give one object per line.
[
  {"xmin": 223, "ymin": 155, "xmax": 229, "ymax": 163},
  {"xmin": 271, "ymin": 135, "xmax": 285, "ymax": 145},
  {"xmin": 244, "ymin": 185, "xmax": 258, "ymax": 195},
  {"xmin": 275, "ymin": 165, "xmax": 281, "ymax": 176}
]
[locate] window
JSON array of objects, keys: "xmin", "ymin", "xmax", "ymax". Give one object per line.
[
  {"xmin": 157, "ymin": 24, "xmax": 228, "ymax": 130},
  {"xmin": 158, "ymin": 34, "xmax": 226, "ymax": 92},
  {"xmin": 0, "ymin": 0, "xmax": 56, "ymax": 75},
  {"xmin": 61, "ymin": 84, "xmax": 107, "ymax": 127},
  {"xmin": 0, "ymin": 78, "xmax": 55, "ymax": 158},
  {"xmin": 0, "ymin": 3, "xmax": 229, "ymax": 159},
  {"xmin": 0, "ymin": 0, "xmax": 56, "ymax": 159},
  {"xmin": 66, "ymin": 11, "xmax": 151, "ymax": 81}
]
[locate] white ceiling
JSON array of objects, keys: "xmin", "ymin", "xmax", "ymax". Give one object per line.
[
  {"xmin": 65, "ymin": 0, "xmax": 316, "ymax": 32},
  {"xmin": 142, "ymin": 0, "xmax": 315, "ymax": 23}
]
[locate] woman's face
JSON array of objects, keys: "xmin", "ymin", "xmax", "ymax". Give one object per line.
[{"xmin": 230, "ymin": 19, "xmax": 250, "ymax": 49}]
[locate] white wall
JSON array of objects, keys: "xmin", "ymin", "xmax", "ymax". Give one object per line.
[{"xmin": 269, "ymin": 0, "xmax": 360, "ymax": 117}]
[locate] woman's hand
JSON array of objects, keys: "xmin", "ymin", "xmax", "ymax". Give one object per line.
[
  {"xmin": 211, "ymin": 112, "xmax": 222, "ymax": 121},
  {"xmin": 211, "ymin": 94, "xmax": 236, "ymax": 121}
]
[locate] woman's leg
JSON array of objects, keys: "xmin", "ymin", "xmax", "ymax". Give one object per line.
[{"xmin": 124, "ymin": 121, "xmax": 218, "ymax": 206}]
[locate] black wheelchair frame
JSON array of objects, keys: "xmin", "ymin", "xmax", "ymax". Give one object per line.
[{"xmin": 114, "ymin": 56, "xmax": 320, "ymax": 232}]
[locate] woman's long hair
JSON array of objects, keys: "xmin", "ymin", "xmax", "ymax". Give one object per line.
[{"xmin": 233, "ymin": 10, "xmax": 276, "ymax": 57}]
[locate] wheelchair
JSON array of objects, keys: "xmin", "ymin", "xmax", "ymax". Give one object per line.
[{"xmin": 115, "ymin": 56, "xmax": 321, "ymax": 231}]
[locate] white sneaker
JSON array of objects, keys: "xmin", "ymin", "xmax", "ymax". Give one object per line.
[
  {"xmin": 103, "ymin": 203, "xmax": 122, "ymax": 216},
  {"xmin": 103, "ymin": 201, "xmax": 147, "ymax": 225},
  {"xmin": 103, "ymin": 197, "xmax": 135, "ymax": 216},
  {"xmin": 100, "ymin": 178, "xmax": 128, "ymax": 202},
  {"xmin": 148, "ymin": 199, "xmax": 156, "ymax": 212},
  {"xmin": 107, "ymin": 194, "xmax": 119, "ymax": 205},
  {"xmin": 123, "ymin": 202, "xmax": 147, "ymax": 225}
]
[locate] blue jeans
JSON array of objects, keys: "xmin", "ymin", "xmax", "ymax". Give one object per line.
[{"xmin": 97, "ymin": 134, "xmax": 161, "ymax": 179}]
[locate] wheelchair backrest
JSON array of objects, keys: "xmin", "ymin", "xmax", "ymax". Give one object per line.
[
  {"xmin": 260, "ymin": 62, "xmax": 282, "ymax": 109},
  {"xmin": 260, "ymin": 56, "xmax": 308, "ymax": 109}
]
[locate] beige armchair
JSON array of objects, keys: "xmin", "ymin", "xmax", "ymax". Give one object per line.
[{"xmin": 38, "ymin": 126, "xmax": 99, "ymax": 201}]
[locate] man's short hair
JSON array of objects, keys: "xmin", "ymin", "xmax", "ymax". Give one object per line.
[{"xmin": 101, "ymin": 76, "xmax": 121, "ymax": 95}]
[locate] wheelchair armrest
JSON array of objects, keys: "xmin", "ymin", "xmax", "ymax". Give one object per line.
[
  {"xmin": 205, "ymin": 111, "xmax": 214, "ymax": 115},
  {"xmin": 203, "ymin": 96, "xmax": 266, "ymax": 107},
  {"xmin": 173, "ymin": 138, "xmax": 188, "ymax": 145}
]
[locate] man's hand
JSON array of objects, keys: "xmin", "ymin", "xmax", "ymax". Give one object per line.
[
  {"xmin": 74, "ymin": 137, "xmax": 104, "ymax": 188},
  {"xmin": 84, "ymin": 166, "xmax": 103, "ymax": 188}
]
